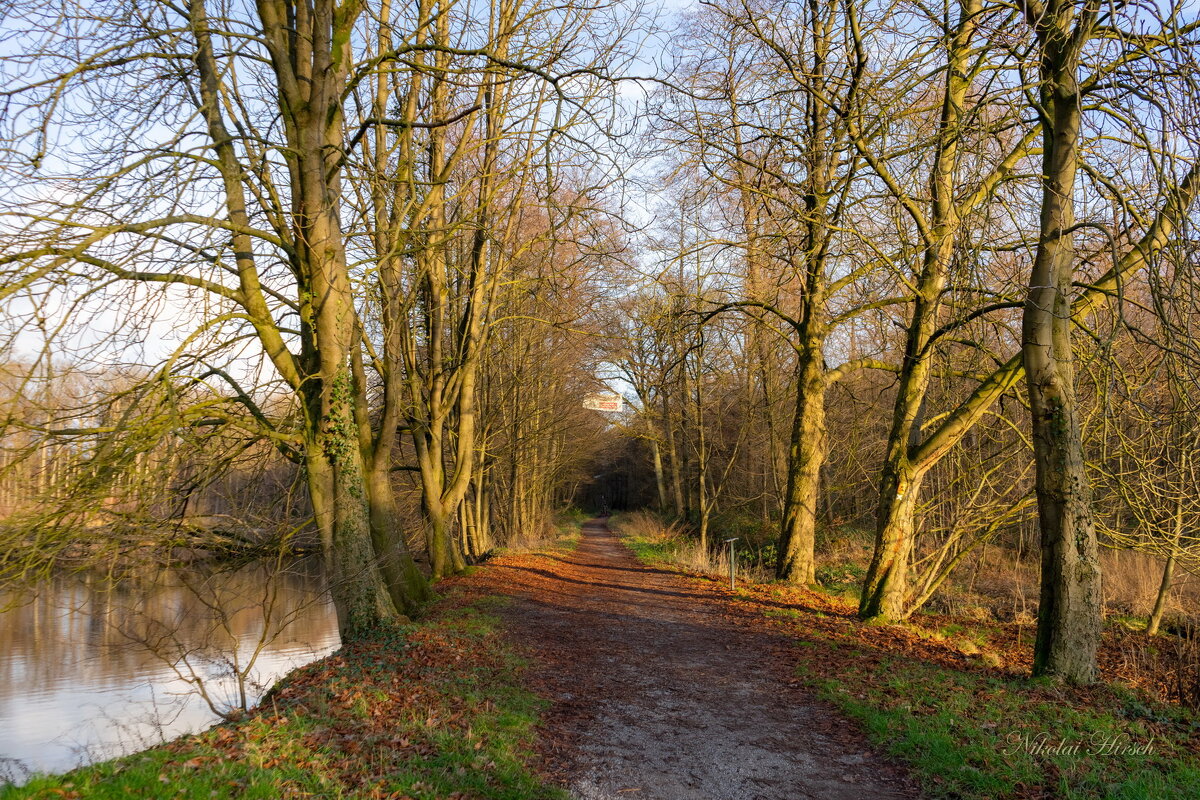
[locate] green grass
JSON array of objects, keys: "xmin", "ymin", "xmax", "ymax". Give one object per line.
[
  {"xmin": 814, "ymin": 562, "xmax": 866, "ymax": 599},
  {"xmin": 556, "ymin": 506, "xmax": 590, "ymax": 527},
  {"xmin": 4, "ymin": 597, "xmax": 565, "ymax": 800},
  {"xmin": 607, "ymin": 513, "xmax": 671, "ymax": 564},
  {"xmin": 551, "ymin": 512, "xmax": 585, "ymax": 550},
  {"xmin": 763, "ymin": 607, "xmax": 802, "ymax": 621},
  {"xmin": 798, "ymin": 647, "xmax": 1200, "ymax": 799},
  {"xmin": 620, "ymin": 534, "xmax": 675, "ymax": 565}
]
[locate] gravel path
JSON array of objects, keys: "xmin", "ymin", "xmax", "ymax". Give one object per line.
[{"xmin": 479, "ymin": 519, "xmax": 922, "ymax": 800}]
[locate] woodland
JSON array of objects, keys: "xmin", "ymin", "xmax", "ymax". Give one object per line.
[{"xmin": 1, "ymin": 0, "xmax": 1200, "ymax": 706}]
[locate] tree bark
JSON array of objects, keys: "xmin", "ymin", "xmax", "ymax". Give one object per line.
[
  {"xmin": 306, "ymin": 375, "xmax": 399, "ymax": 638},
  {"xmin": 1025, "ymin": 0, "xmax": 1103, "ymax": 683},
  {"xmin": 365, "ymin": 460, "xmax": 430, "ymax": 615},
  {"xmin": 652, "ymin": 439, "xmax": 668, "ymax": 512},
  {"xmin": 860, "ymin": 465, "xmax": 922, "ymax": 619},
  {"xmin": 776, "ymin": 346, "xmax": 825, "ymax": 584},
  {"xmin": 1146, "ymin": 553, "xmax": 1176, "ymax": 637}
]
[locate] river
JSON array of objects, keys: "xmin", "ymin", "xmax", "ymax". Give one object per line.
[{"xmin": 0, "ymin": 558, "xmax": 340, "ymax": 783}]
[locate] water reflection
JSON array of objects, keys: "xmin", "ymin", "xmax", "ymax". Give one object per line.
[{"xmin": 0, "ymin": 558, "xmax": 340, "ymax": 782}]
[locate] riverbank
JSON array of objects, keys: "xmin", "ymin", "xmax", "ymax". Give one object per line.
[{"xmin": 2, "ymin": 586, "xmax": 565, "ymax": 799}]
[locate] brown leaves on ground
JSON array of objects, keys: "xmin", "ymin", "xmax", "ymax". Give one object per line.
[
  {"xmin": 140, "ymin": 530, "xmax": 1194, "ymax": 800},
  {"xmin": 155, "ymin": 590, "xmax": 549, "ymax": 800}
]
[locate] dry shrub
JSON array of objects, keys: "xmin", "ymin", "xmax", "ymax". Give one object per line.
[
  {"xmin": 1101, "ymin": 549, "xmax": 1172, "ymax": 616},
  {"xmin": 944, "ymin": 542, "xmax": 1192, "ymax": 625},
  {"xmin": 672, "ymin": 538, "xmax": 720, "ymax": 574},
  {"xmin": 610, "ymin": 510, "xmax": 683, "ymax": 542},
  {"xmin": 1109, "ymin": 621, "xmax": 1200, "ymax": 711}
]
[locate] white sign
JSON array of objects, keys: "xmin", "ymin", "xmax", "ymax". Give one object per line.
[{"xmin": 583, "ymin": 393, "xmax": 624, "ymax": 412}]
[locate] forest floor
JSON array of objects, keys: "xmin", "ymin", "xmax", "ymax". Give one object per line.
[
  {"xmin": 464, "ymin": 517, "xmax": 919, "ymax": 800},
  {"xmin": 6, "ymin": 517, "xmax": 1198, "ymax": 799}
]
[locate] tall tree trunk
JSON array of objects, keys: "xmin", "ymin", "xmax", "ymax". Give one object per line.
[
  {"xmin": 652, "ymin": 438, "xmax": 668, "ymax": 512},
  {"xmin": 423, "ymin": 497, "xmax": 467, "ymax": 578},
  {"xmin": 350, "ymin": 316, "xmax": 430, "ymax": 616},
  {"xmin": 663, "ymin": 392, "xmax": 685, "ymax": 516},
  {"xmin": 1025, "ymin": 1, "xmax": 1102, "ymax": 683},
  {"xmin": 859, "ymin": 0, "xmax": 983, "ymax": 621}
]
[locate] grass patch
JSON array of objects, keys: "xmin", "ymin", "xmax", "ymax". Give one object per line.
[
  {"xmin": 1110, "ymin": 614, "xmax": 1148, "ymax": 632},
  {"xmin": 550, "ymin": 511, "xmax": 586, "ymax": 551},
  {"xmin": 621, "ymin": 533, "xmax": 676, "ymax": 565},
  {"xmin": 4, "ymin": 593, "xmax": 565, "ymax": 800},
  {"xmin": 814, "ymin": 563, "xmax": 866, "ymax": 599},
  {"xmin": 608, "ymin": 511, "xmax": 690, "ymax": 568},
  {"xmin": 799, "ymin": 648, "xmax": 1199, "ymax": 799}
]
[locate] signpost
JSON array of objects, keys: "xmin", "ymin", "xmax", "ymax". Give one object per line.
[
  {"xmin": 724, "ymin": 538, "xmax": 739, "ymax": 590},
  {"xmin": 583, "ymin": 393, "xmax": 624, "ymax": 412}
]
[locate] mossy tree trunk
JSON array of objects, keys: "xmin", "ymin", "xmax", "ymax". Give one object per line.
[
  {"xmin": 776, "ymin": 343, "xmax": 826, "ymax": 585},
  {"xmin": 308, "ymin": 378, "xmax": 400, "ymax": 637},
  {"xmin": 1023, "ymin": 0, "xmax": 1103, "ymax": 684},
  {"xmin": 189, "ymin": 0, "xmax": 415, "ymax": 638}
]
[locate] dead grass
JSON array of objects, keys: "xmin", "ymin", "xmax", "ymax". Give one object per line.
[
  {"xmin": 494, "ymin": 510, "xmax": 586, "ymax": 557},
  {"xmin": 608, "ymin": 511, "xmax": 773, "ymax": 583}
]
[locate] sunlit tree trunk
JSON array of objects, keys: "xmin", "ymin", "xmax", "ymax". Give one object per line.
[
  {"xmin": 859, "ymin": 0, "xmax": 1008, "ymax": 620},
  {"xmin": 197, "ymin": 0, "xmax": 404, "ymax": 636},
  {"xmin": 776, "ymin": 344, "xmax": 825, "ymax": 584}
]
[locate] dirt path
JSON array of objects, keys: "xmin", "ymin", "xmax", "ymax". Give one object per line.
[{"xmin": 476, "ymin": 519, "xmax": 922, "ymax": 800}]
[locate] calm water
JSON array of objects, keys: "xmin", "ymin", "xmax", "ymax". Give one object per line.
[{"xmin": 0, "ymin": 559, "xmax": 339, "ymax": 783}]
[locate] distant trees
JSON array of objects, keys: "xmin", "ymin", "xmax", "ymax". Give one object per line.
[{"xmin": 1092, "ymin": 345, "xmax": 1200, "ymax": 637}]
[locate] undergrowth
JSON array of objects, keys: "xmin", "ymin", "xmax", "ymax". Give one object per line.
[
  {"xmin": 610, "ymin": 510, "xmax": 772, "ymax": 582},
  {"xmin": 490, "ymin": 509, "xmax": 585, "ymax": 558}
]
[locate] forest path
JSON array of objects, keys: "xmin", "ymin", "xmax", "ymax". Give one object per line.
[{"xmin": 480, "ymin": 518, "xmax": 922, "ymax": 800}]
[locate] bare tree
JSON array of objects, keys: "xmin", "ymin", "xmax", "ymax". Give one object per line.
[
  {"xmin": 0, "ymin": 0, "xmax": 630, "ymax": 633},
  {"xmin": 1018, "ymin": 0, "xmax": 1200, "ymax": 682}
]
